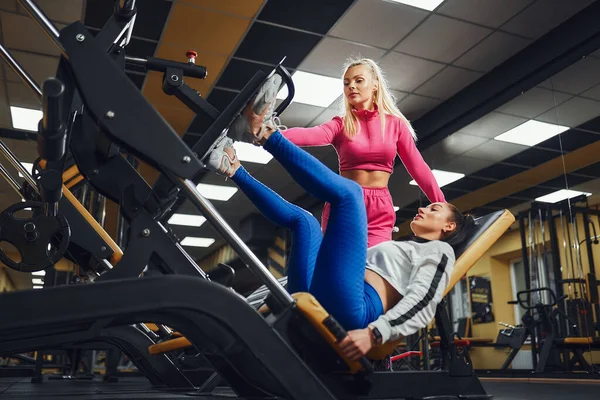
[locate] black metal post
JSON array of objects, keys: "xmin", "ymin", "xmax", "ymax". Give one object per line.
[
  {"xmin": 547, "ymin": 207, "xmax": 568, "ymax": 342},
  {"xmin": 518, "ymin": 212, "xmax": 537, "ymax": 370},
  {"xmin": 582, "ymin": 210, "xmax": 596, "ymax": 276},
  {"xmin": 519, "ymin": 213, "xmax": 532, "ymax": 291}
]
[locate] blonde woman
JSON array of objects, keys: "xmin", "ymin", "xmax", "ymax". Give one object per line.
[
  {"xmin": 279, "ymin": 58, "xmax": 446, "ymax": 247},
  {"xmin": 226, "ymin": 58, "xmax": 445, "ymax": 247}
]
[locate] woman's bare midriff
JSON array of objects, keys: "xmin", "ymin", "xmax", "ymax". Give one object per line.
[
  {"xmin": 364, "ymin": 269, "xmax": 402, "ymax": 312},
  {"xmin": 341, "ymin": 169, "xmax": 390, "ymax": 188}
]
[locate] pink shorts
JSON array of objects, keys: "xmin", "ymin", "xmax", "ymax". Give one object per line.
[{"xmin": 321, "ymin": 186, "xmax": 396, "ymax": 248}]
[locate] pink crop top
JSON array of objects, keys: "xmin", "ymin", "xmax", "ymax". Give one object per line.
[{"xmin": 281, "ymin": 108, "xmax": 446, "ymax": 203}]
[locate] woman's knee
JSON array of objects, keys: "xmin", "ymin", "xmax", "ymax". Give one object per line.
[
  {"xmin": 292, "ymin": 210, "xmax": 321, "ymax": 236},
  {"xmin": 339, "ymin": 180, "xmax": 365, "ymax": 211}
]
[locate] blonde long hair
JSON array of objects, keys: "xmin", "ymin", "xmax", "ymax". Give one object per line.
[{"xmin": 341, "ymin": 58, "xmax": 416, "ymax": 141}]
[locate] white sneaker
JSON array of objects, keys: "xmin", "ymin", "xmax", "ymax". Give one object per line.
[
  {"xmin": 204, "ymin": 136, "xmax": 238, "ymax": 177},
  {"xmin": 228, "ymin": 73, "xmax": 284, "ymax": 142}
]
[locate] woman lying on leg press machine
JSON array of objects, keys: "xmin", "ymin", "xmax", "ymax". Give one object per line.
[{"xmin": 204, "ymin": 83, "xmax": 475, "ymax": 361}]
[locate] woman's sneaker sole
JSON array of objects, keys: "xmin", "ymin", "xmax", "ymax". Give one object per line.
[{"xmin": 227, "ymin": 74, "xmax": 283, "ymax": 142}]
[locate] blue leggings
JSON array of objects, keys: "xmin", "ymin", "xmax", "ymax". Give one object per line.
[{"xmin": 231, "ymin": 131, "xmax": 383, "ymax": 330}]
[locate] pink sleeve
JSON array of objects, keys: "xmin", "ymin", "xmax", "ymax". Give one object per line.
[
  {"xmin": 281, "ymin": 117, "xmax": 343, "ymax": 147},
  {"xmin": 396, "ymin": 122, "xmax": 446, "ymax": 203}
]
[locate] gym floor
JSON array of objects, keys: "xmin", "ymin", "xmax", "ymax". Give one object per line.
[{"xmin": 0, "ymin": 377, "xmax": 597, "ymax": 399}]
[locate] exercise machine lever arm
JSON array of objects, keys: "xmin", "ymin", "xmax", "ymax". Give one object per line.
[{"xmin": 125, "ymin": 54, "xmax": 207, "ymax": 80}]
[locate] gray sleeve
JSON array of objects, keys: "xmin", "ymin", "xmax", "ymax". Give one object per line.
[{"xmin": 369, "ymin": 251, "xmax": 453, "ymax": 343}]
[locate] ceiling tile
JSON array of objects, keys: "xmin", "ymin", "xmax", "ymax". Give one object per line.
[
  {"xmin": 435, "ymin": 132, "xmax": 490, "ymax": 155},
  {"xmin": 6, "ymin": 81, "xmax": 42, "ymax": 109},
  {"xmin": 496, "ymin": 86, "xmax": 572, "ymax": 118},
  {"xmin": 19, "ymin": 0, "xmax": 84, "ymax": 24},
  {"xmin": 580, "ymin": 84, "xmax": 600, "ymax": 101},
  {"xmin": 297, "ymin": 38, "xmax": 386, "ymax": 78},
  {"xmin": 443, "ymin": 188, "xmax": 470, "ymax": 202},
  {"xmin": 163, "ymin": 3, "xmax": 250, "ymax": 57},
  {"xmin": 462, "ymin": 140, "xmax": 528, "ymax": 162},
  {"xmin": 235, "ymin": 22, "xmax": 321, "ymax": 69},
  {"xmin": 541, "ymin": 173, "xmax": 592, "ymax": 189},
  {"xmin": 485, "ymin": 197, "xmax": 527, "ymax": 209},
  {"xmin": 250, "ymin": 161, "xmax": 294, "ymax": 193},
  {"xmin": 1, "ymin": 12, "xmax": 65, "ymax": 56},
  {"xmin": 437, "ymin": 0, "xmax": 532, "ymax": 28},
  {"xmin": 3, "ymin": 50, "xmax": 59, "ymax": 86},
  {"xmin": 84, "ymin": 0, "xmax": 168, "ymax": 42},
  {"xmin": 204, "ymin": 89, "xmax": 238, "ymax": 114},
  {"xmin": 445, "ymin": 176, "xmax": 492, "ymax": 192},
  {"xmin": 538, "ymin": 57, "xmax": 600, "ymax": 95},
  {"xmin": 469, "ymin": 206, "xmax": 504, "ymax": 216},
  {"xmin": 280, "ymin": 180, "xmax": 314, "ymax": 205},
  {"xmin": 574, "ymin": 161, "xmax": 600, "ymax": 178},
  {"xmin": 310, "ymin": 106, "xmax": 342, "ymax": 126},
  {"xmin": 577, "ymin": 115, "xmax": 600, "ymax": 134},
  {"xmin": 453, "ymin": 31, "xmax": 531, "ymax": 72},
  {"xmin": 279, "ymin": 103, "xmax": 325, "ymax": 128},
  {"xmin": 180, "ymin": 0, "xmax": 263, "ymax": 19},
  {"xmin": 394, "ymin": 14, "xmax": 492, "ymax": 63},
  {"xmin": 512, "ymin": 185, "xmax": 556, "ymax": 200},
  {"xmin": 127, "ymin": 0, "xmax": 171, "ymax": 41},
  {"xmin": 327, "ymin": 94, "xmax": 345, "ymax": 111},
  {"xmin": 398, "ymin": 199, "xmax": 423, "ymax": 211},
  {"xmin": 435, "ymin": 156, "xmax": 496, "ymax": 175},
  {"xmin": 535, "ymin": 97, "xmax": 600, "ymax": 128},
  {"xmin": 535, "ymin": 129, "xmax": 600, "ymax": 152},
  {"xmin": 379, "ymin": 52, "xmax": 445, "ymax": 92},
  {"xmin": 304, "ymin": 146, "xmax": 339, "ymax": 163},
  {"xmin": 414, "ymin": 66, "xmax": 483, "ymax": 100},
  {"xmin": 397, "ymin": 94, "xmax": 441, "ymax": 121},
  {"xmin": 329, "ymin": 0, "xmax": 428, "ymax": 49},
  {"xmin": 502, "ymin": 0, "xmax": 596, "ymax": 39},
  {"xmin": 396, "ymin": 208, "xmax": 419, "ymax": 221},
  {"xmin": 0, "ymin": 83, "xmax": 11, "ymax": 129},
  {"xmin": 389, "ymin": 176, "xmax": 423, "ymax": 207},
  {"xmin": 0, "ymin": 138, "xmax": 38, "ymax": 178},
  {"xmin": 421, "ymin": 147, "xmax": 455, "ymax": 169},
  {"xmin": 459, "ymin": 112, "xmax": 528, "ymax": 138},
  {"xmin": 570, "ymin": 177, "xmax": 600, "ymax": 194},
  {"xmin": 391, "ymin": 90, "xmax": 409, "ymax": 105},
  {"xmin": 0, "ymin": 1, "xmax": 16, "ymax": 12},
  {"xmin": 257, "ymin": 0, "xmax": 354, "ymax": 35},
  {"xmin": 217, "ymin": 59, "xmax": 276, "ymax": 91},
  {"xmin": 125, "ymin": 37, "xmax": 158, "ymax": 59},
  {"xmin": 473, "ymin": 163, "xmax": 529, "ymax": 180},
  {"xmin": 503, "ymin": 147, "xmax": 559, "ymax": 167}
]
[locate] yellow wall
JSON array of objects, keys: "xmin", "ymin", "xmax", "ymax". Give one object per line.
[{"xmin": 465, "ymin": 211, "xmax": 600, "ymax": 370}]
